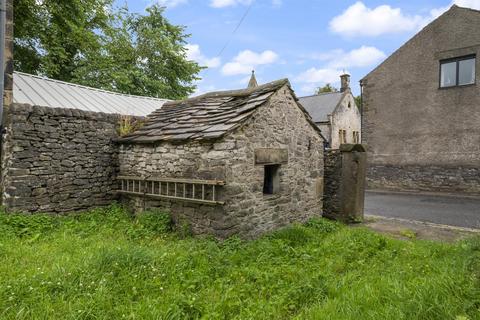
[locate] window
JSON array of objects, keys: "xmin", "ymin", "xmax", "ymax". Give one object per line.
[
  {"xmin": 440, "ymin": 55, "xmax": 475, "ymax": 88},
  {"xmin": 353, "ymin": 131, "xmax": 360, "ymax": 144},
  {"xmin": 263, "ymin": 165, "xmax": 280, "ymax": 195},
  {"xmin": 339, "ymin": 129, "xmax": 347, "ymax": 144}
]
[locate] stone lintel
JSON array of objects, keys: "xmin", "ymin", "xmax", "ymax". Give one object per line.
[{"xmin": 254, "ymin": 148, "xmax": 288, "ymax": 165}]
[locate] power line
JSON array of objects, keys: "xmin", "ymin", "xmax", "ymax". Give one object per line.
[{"xmin": 216, "ymin": 1, "xmax": 254, "ymax": 58}]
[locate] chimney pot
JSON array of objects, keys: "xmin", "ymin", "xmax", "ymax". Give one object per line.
[{"xmin": 340, "ymin": 73, "xmax": 350, "ymax": 92}]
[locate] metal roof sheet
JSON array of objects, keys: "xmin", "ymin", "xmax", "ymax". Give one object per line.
[
  {"xmin": 13, "ymin": 72, "xmax": 169, "ymax": 116},
  {"xmin": 298, "ymin": 92, "xmax": 343, "ymax": 123}
]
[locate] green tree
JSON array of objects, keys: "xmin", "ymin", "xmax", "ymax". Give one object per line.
[
  {"xmin": 14, "ymin": 1, "xmax": 202, "ymax": 99},
  {"xmin": 14, "ymin": 0, "xmax": 111, "ymax": 81},
  {"xmin": 354, "ymin": 95, "xmax": 362, "ymax": 109},
  {"xmin": 315, "ymin": 83, "xmax": 338, "ymax": 94},
  {"xmin": 73, "ymin": 5, "xmax": 202, "ymax": 99}
]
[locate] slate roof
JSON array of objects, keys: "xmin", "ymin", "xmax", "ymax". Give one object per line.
[
  {"xmin": 118, "ymin": 78, "xmax": 321, "ymax": 144},
  {"xmin": 13, "ymin": 72, "xmax": 169, "ymax": 116},
  {"xmin": 298, "ymin": 92, "xmax": 344, "ymax": 123}
]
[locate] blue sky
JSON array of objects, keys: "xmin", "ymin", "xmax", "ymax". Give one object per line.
[{"xmin": 120, "ymin": 0, "xmax": 480, "ymax": 97}]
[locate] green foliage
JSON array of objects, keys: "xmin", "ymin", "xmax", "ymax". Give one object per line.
[
  {"xmin": 315, "ymin": 83, "xmax": 338, "ymax": 94},
  {"xmin": 118, "ymin": 115, "xmax": 144, "ymax": 136},
  {"xmin": 0, "ymin": 207, "xmax": 479, "ymax": 319},
  {"xmin": 14, "ymin": 1, "xmax": 202, "ymax": 99},
  {"xmin": 354, "ymin": 95, "xmax": 362, "ymax": 109},
  {"xmin": 14, "ymin": 0, "xmax": 112, "ymax": 80}
]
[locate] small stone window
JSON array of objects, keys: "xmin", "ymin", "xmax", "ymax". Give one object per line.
[{"xmin": 263, "ymin": 164, "xmax": 280, "ymax": 195}]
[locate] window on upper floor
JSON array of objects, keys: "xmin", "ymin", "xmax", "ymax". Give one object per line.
[{"xmin": 440, "ymin": 55, "xmax": 476, "ymax": 88}]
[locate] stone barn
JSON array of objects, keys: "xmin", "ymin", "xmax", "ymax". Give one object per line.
[{"xmin": 117, "ymin": 79, "xmax": 325, "ymax": 238}]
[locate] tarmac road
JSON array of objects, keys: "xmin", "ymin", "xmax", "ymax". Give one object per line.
[{"xmin": 365, "ymin": 190, "xmax": 480, "ymax": 229}]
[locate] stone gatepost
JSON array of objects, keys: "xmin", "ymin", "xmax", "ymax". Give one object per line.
[{"xmin": 323, "ymin": 144, "xmax": 367, "ymax": 223}]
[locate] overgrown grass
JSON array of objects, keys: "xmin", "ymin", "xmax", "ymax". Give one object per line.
[{"xmin": 0, "ymin": 204, "xmax": 479, "ymax": 319}]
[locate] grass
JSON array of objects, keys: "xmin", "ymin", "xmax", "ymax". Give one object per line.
[{"xmin": 0, "ymin": 204, "xmax": 479, "ymax": 320}]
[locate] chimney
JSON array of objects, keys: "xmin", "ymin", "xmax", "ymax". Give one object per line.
[{"xmin": 340, "ymin": 73, "xmax": 350, "ymax": 92}]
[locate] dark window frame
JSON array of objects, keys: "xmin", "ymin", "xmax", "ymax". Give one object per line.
[
  {"xmin": 439, "ymin": 54, "xmax": 476, "ymax": 88},
  {"xmin": 263, "ymin": 164, "xmax": 280, "ymax": 195}
]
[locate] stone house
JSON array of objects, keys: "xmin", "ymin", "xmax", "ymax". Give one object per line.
[
  {"xmin": 299, "ymin": 74, "xmax": 361, "ymax": 149},
  {"xmin": 361, "ymin": 5, "xmax": 480, "ymax": 194},
  {"xmin": 117, "ymin": 79, "xmax": 325, "ymax": 238}
]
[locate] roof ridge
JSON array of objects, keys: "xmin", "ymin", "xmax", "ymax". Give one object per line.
[
  {"xmin": 361, "ymin": 5, "xmax": 462, "ymax": 81},
  {"xmin": 299, "ymin": 92, "xmax": 342, "ymax": 99},
  {"xmin": 453, "ymin": 4, "xmax": 480, "ymax": 14},
  {"xmin": 14, "ymin": 71, "xmax": 169, "ymax": 102},
  {"xmin": 165, "ymin": 78, "xmax": 289, "ymax": 107}
]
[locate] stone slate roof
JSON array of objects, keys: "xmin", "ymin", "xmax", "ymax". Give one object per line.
[
  {"xmin": 13, "ymin": 72, "xmax": 169, "ymax": 116},
  {"xmin": 298, "ymin": 92, "xmax": 343, "ymax": 123},
  {"xmin": 118, "ymin": 78, "xmax": 321, "ymax": 144}
]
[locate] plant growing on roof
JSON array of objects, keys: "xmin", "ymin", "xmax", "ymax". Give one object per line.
[{"xmin": 118, "ymin": 115, "xmax": 143, "ymax": 136}]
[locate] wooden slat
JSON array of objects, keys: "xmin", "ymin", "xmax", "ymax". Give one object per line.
[
  {"xmin": 117, "ymin": 175, "xmax": 225, "ymax": 186},
  {"xmin": 118, "ymin": 190, "xmax": 224, "ymax": 206}
]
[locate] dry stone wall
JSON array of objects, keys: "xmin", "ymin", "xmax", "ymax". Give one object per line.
[{"xmin": 1, "ymin": 103, "xmax": 122, "ymax": 213}]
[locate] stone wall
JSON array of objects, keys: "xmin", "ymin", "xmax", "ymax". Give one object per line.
[
  {"xmin": 368, "ymin": 165, "xmax": 480, "ymax": 195},
  {"xmin": 323, "ymin": 145, "xmax": 367, "ymax": 222},
  {"xmin": 119, "ymin": 85, "xmax": 325, "ymax": 239},
  {"xmin": 323, "ymin": 149, "xmax": 341, "ymax": 217},
  {"xmin": 361, "ymin": 6, "xmax": 480, "ymax": 194},
  {"xmin": 1, "ymin": 103, "xmax": 122, "ymax": 212}
]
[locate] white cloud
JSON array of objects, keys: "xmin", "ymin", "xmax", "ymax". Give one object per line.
[
  {"xmin": 185, "ymin": 44, "xmax": 221, "ymax": 68},
  {"xmin": 210, "ymin": 0, "xmax": 252, "ymax": 8},
  {"xmin": 330, "ymin": 1, "xmax": 480, "ymax": 37},
  {"xmin": 210, "ymin": 0, "xmax": 281, "ymax": 8},
  {"xmin": 307, "ymin": 46, "xmax": 386, "ymax": 69},
  {"xmin": 328, "ymin": 46, "xmax": 386, "ymax": 69},
  {"xmin": 222, "ymin": 50, "xmax": 279, "ymax": 75},
  {"xmin": 431, "ymin": 0, "xmax": 480, "ymax": 18},
  {"xmin": 330, "ymin": 2, "xmax": 425, "ymax": 37},
  {"xmin": 454, "ymin": 0, "xmax": 480, "ymax": 10},
  {"xmin": 154, "ymin": 0, "xmax": 188, "ymax": 8},
  {"xmin": 296, "ymin": 68, "xmax": 343, "ymax": 85},
  {"xmin": 272, "ymin": 0, "xmax": 282, "ymax": 7}
]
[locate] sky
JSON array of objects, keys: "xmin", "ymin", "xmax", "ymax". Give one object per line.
[{"xmin": 119, "ymin": 0, "xmax": 480, "ymax": 97}]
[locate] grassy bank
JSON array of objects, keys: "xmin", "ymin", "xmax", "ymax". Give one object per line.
[{"xmin": 0, "ymin": 205, "xmax": 479, "ymax": 319}]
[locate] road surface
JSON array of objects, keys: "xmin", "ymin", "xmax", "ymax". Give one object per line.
[{"xmin": 365, "ymin": 190, "xmax": 480, "ymax": 229}]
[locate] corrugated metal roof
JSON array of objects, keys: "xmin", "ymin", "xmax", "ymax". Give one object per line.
[
  {"xmin": 13, "ymin": 72, "xmax": 169, "ymax": 116},
  {"xmin": 298, "ymin": 92, "xmax": 343, "ymax": 123}
]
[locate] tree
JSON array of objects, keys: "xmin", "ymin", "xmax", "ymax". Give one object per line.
[
  {"xmin": 73, "ymin": 5, "xmax": 202, "ymax": 99},
  {"xmin": 14, "ymin": 1, "xmax": 202, "ymax": 99},
  {"xmin": 14, "ymin": 0, "xmax": 112, "ymax": 81},
  {"xmin": 354, "ymin": 95, "xmax": 362, "ymax": 109},
  {"xmin": 315, "ymin": 83, "xmax": 338, "ymax": 94}
]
